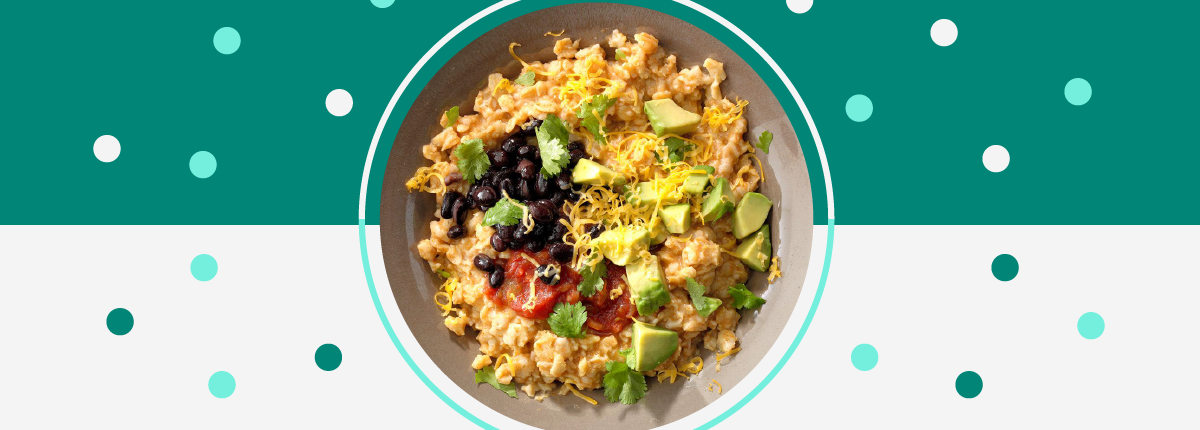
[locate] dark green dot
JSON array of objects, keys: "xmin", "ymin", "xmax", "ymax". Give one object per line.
[
  {"xmin": 315, "ymin": 343, "xmax": 342, "ymax": 371},
  {"xmin": 991, "ymin": 254, "xmax": 1018, "ymax": 281},
  {"xmin": 106, "ymin": 308, "xmax": 134, "ymax": 336},
  {"xmin": 956, "ymin": 371, "xmax": 983, "ymax": 398}
]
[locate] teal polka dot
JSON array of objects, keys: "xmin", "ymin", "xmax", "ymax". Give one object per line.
[
  {"xmin": 106, "ymin": 308, "xmax": 134, "ymax": 336},
  {"xmin": 371, "ymin": 0, "xmax": 395, "ymax": 7},
  {"xmin": 845, "ymin": 94, "xmax": 873, "ymax": 122},
  {"xmin": 315, "ymin": 344, "xmax": 343, "ymax": 371},
  {"xmin": 955, "ymin": 371, "xmax": 983, "ymax": 398},
  {"xmin": 213, "ymin": 27, "xmax": 241, "ymax": 55},
  {"xmin": 1065, "ymin": 78, "xmax": 1092, "ymax": 106},
  {"xmin": 991, "ymin": 254, "xmax": 1018, "ymax": 281},
  {"xmin": 208, "ymin": 371, "xmax": 236, "ymax": 398},
  {"xmin": 1078, "ymin": 312, "xmax": 1105, "ymax": 339},
  {"xmin": 850, "ymin": 344, "xmax": 878, "ymax": 371},
  {"xmin": 191, "ymin": 254, "xmax": 218, "ymax": 281},
  {"xmin": 190, "ymin": 151, "xmax": 217, "ymax": 179}
]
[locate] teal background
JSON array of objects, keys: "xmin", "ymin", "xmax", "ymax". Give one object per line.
[{"xmin": 3, "ymin": 0, "xmax": 1196, "ymax": 225}]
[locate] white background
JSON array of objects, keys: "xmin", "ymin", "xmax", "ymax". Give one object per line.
[{"xmin": 1, "ymin": 225, "xmax": 1196, "ymax": 428}]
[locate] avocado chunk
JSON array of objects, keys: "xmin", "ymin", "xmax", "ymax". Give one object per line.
[
  {"xmin": 644, "ymin": 99, "xmax": 702, "ymax": 137},
  {"xmin": 649, "ymin": 220, "xmax": 668, "ymax": 245},
  {"xmin": 700, "ymin": 178, "xmax": 736, "ymax": 222},
  {"xmin": 659, "ymin": 204, "xmax": 692, "ymax": 234},
  {"xmin": 682, "ymin": 165, "xmax": 714, "ymax": 195},
  {"xmin": 627, "ymin": 255, "xmax": 671, "ymax": 316},
  {"xmin": 734, "ymin": 225, "xmax": 771, "ymax": 272},
  {"xmin": 627, "ymin": 182, "xmax": 660, "ymax": 208},
  {"xmin": 594, "ymin": 225, "xmax": 650, "ymax": 266},
  {"xmin": 731, "ymin": 192, "xmax": 773, "ymax": 239},
  {"xmin": 627, "ymin": 321, "xmax": 680, "ymax": 371},
  {"xmin": 572, "ymin": 159, "xmax": 627, "ymax": 188}
]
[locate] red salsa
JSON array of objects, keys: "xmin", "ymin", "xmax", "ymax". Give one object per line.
[{"xmin": 486, "ymin": 249, "xmax": 633, "ymax": 336}]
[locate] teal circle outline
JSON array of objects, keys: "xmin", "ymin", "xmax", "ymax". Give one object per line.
[
  {"xmin": 1077, "ymin": 311, "xmax": 1104, "ymax": 339},
  {"xmin": 355, "ymin": 2, "xmax": 835, "ymax": 429},
  {"xmin": 850, "ymin": 343, "xmax": 878, "ymax": 371}
]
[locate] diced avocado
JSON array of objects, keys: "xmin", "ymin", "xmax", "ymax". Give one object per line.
[
  {"xmin": 700, "ymin": 178, "xmax": 736, "ymax": 222},
  {"xmin": 644, "ymin": 99, "xmax": 702, "ymax": 137},
  {"xmin": 649, "ymin": 221, "xmax": 668, "ymax": 245},
  {"xmin": 627, "ymin": 321, "xmax": 679, "ymax": 371},
  {"xmin": 572, "ymin": 159, "xmax": 627, "ymax": 188},
  {"xmin": 731, "ymin": 192, "xmax": 773, "ymax": 239},
  {"xmin": 682, "ymin": 165, "xmax": 714, "ymax": 195},
  {"xmin": 734, "ymin": 225, "xmax": 771, "ymax": 272},
  {"xmin": 659, "ymin": 204, "xmax": 692, "ymax": 234},
  {"xmin": 594, "ymin": 225, "xmax": 650, "ymax": 266},
  {"xmin": 627, "ymin": 182, "xmax": 660, "ymax": 208},
  {"xmin": 628, "ymin": 254, "xmax": 670, "ymax": 316}
]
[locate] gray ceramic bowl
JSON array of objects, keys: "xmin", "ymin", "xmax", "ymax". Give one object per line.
[{"xmin": 379, "ymin": 3, "xmax": 813, "ymax": 429}]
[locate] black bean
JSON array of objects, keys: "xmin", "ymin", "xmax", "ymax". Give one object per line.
[
  {"xmin": 447, "ymin": 225, "xmax": 465, "ymax": 239},
  {"xmin": 440, "ymin": 192, "xmax": 461, "ymax": 219},
  {"xmin": 511, "ymin": 227, "xmax": 526, "ymax": 245},
  {"xmin": 518, "ymin": 179, "xmax": 534, "ymax": 201},
  {"xmin": 517, "ymin": 159, "xmax": 537, "ymax": 180},
  {"xmin": 550, "ymin": 190, "xmax": 567, "ymax": 205},
  {"xmin": 497, "ymin": 225, "xmax": 515, "ymax": 241},
  {"xmin": 490, "ymin": 233, "xmax": 508, "ymax": 252},
  {"xmin": 499, "ymin": 178, "xmax": 517, "ymax": 198},
  {"xmin": 532, "ymin": 221, "xmax": 552, "ymax": 239},
  {"xmin": 524, "ymin": 240, "xmax": 545, "ymax": 253},
  {"xmin": 488, "ymin": 149, "xmax": 511, "ymax": 168},
  {"xmin": 517, "ymin": 145, "xmax": 537, "ymax": 160},
  {"xmin": 534, "ymin": 174, "xmax": 551, "ymax": 197},
  {"xmin": 444, "ymin": 172, "xmax": 463, "ymax": 187},
  {"xmin": 488, "ymin": 269, "xmax": 505, "ymax": 289},
  {"xmin": 567, "ymin": 141, "xmax": 584, "ymax": 152},
  {"xmin": 550, "ymin": 222, "xmax": 570, "ymax": 243},
  {"xmin": 449, "ymin": 197, "xmax": 467, "ymax": 224},
  {"xmin": 472, "ymin": 186, "xmax": 498, "ymax": 207},
  {"xmin": 502, "ymin": 136, "xmax": 523, "ymax": 154},
  {"xmin": 523, "ymin": 119, "xmax": 543, "ymax": 135},
  {"xmin": 587, "ymin": 223, "xmax": 605, "ymax": 238},
  {"xmin": 555, "ymin": 173, "xmax": 572, "ymax": 191},
  {"xmin": 648, "ymin": 243, "xmax": 665, "ymax": 254},
  {"xmin": 566, "ymin": 191, "xmax": 581, "ymax": 203},
  {"xmin": 473, "ymin": 254, "xmax": 495, "ymax": 272},
  {"xmin": 529, "ymin": 200, "xmax": 555, "ymax": 222},
  {"xmin": 568, "ymin": 149, "xmax": 585, "ymax": 167},
  {"xmin": 548, "ymin": 242, "xmax": 573, "ymax": 262},
  {"xmin": 535, "ymin": 264, "xmax": 560, "ymax": 285}
]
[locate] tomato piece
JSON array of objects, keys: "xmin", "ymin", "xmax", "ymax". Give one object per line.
[{"xmin": 485, "ymin": 250, "xmax": 633, "ymax": 335}]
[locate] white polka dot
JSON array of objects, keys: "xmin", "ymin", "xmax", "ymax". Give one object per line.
[
  {"xmin": 786, "ymin": 0, "xmax": 813, "ymax": 13},
  {"xmin": 326, "ymin": 89, "xmax": 353, "ymax": 117},
  {"xmin": 982, "ymin": 145, "xmax": 1009, "ymax": 173},
  {"xmin": 931, "ymin": 19, "xmax": 958, "ymax": 47},
  {"xmin": 94, "ymin": 135, "xmax": 120, "ymax": 163}
]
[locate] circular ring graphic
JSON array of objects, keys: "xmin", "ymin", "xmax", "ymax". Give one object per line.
[{"xmin": 357, "ymin": 1, "xmax": 835, "ymax": 428}]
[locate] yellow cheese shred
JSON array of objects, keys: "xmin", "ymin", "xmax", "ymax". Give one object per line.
[
  {"xmin": 564, "ymin": 382, "xmax": 598, "ymax": 405},
  {"xmin": 495, "ymin": 353, "xmax": 516, "ymax": 379},
  {"xmin": 405, "ymin": 162, "xmax": 450, "ymax": 194},
  {"xmin": 433, "ymin": 275, "xmax": 461, "ymax": 316},
  {"xmin": 522, "ymin": 277, "xmax": 538, "ymax": 310},
  {"xmin": 508, "ymin": 42, "xmax": 554, "ymax": 76},
  {"xmin": 679, "ymin": 356, "xmax": 704, "ymax": 374},
  {"xmin": 491, "ymin": 78, "xmax": 514, "ymax": 96},
  {"xmin": 714, "ymin": 347, "xmax": 741, "ymax": 372},
  {"xmin": 767, "ymin": 256, "xmax": 782, "ymax": 283},
  {"xmin": 701, "ymin": 99, "xmax": 749, "ymax": 132},
  {"xmin": 544, "ymin": 29, "xmax": 565, "ymax": 37},
  {"xmin": 708, "ymin": 379, "xmax": 723, "ymax": 394}
]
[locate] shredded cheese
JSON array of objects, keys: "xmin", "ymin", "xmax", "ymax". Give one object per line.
[
  {"xmin": 523, "ymin": 277, "xmax": 538, "ymax": 310},
  {"xmin": 767, "ymin": 256, "xmax": 782, "ymax": 283},
  {"xmin": 609, "ymin": 286, "xmax": 623, "ymax": 300},
  {"xmin": 701, "ymin": 99, "xmax": 749, "ymax": 132},
  {"xmin": 507, "ymin": 42, "xmax": 554, "ymax": 76},
  {"xmin": 564, "ymin": 383, "xmax": 598, "ymax": 405},
  {"xmin": 714, "ymin": 347, "xmax": 741, "ymax": 372},
  {"xmin": 491, "ymin": 78, "xmax": 514, "ymax": 96},
  {"xmin": 405, "ymin": 162, "xmax": 451, "ymax": 194},
  {"xmin": 495, "ymin": 353, "xmax": 516, "ymax": 378},
  {"xmin": 544, "ymin": 29, "xmax": 565, "ymax": 37},
  {"xmin": 709, "ymin": 379, "xmax": 723, "ymax": 394},
  {"xmin": 433, "ymin": 274, "xmax": 461, "ymax": 316},
  {"xmin": 679, "ymin": 356, "xmax": 704, "ymax": 374},
  {"xmin": 656, "ymin": 362, "xmax": 686, "ymax": 383}
]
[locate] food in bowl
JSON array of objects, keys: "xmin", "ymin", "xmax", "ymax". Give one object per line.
[{"xmin": 406, "ymin": 30, "xmax": 779, "ymax": 404}]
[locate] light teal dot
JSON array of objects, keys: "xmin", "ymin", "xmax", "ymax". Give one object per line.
[
  {"xmin": 190, "ymin": 151, "xmax": 217, "ymax": 179},
  {"xmin": 191, "ymin": 254, "xmax": 218, "ymax": 281},
  {"xmin": 208, "ymin": 371, "xmax": 236, "ymax": 398},
  {"xmin": 371, "ymin": 0, "xmax": 395, "ymax": 7},
  {"xmin": 850, "ymin": 344, "xmax": 878, "ymax": 371},
  {"xmin": 846, "ymin": 94, "xmax": 873, "ymax": 122},
  {"xmin": 1065, "ymin": 78, "xmax": 1092, "ymax": 106},
  {"xmin": 106, "ymin": 308, "xmax": 134, "ymax": 336},
  {"xmin": 315, "ymin": 344, "xmax": 343, "ymax": 371},
  {"xmin": 213, "ymin": 27, "xmax": 241, "ymax": 55},
  {"xmin": 1078, "ymin": 312, "xmax": 1105, "ymax": 339}
]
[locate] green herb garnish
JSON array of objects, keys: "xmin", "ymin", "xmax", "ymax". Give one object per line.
[
  {"xmin": 728, "ymin": 283, "xmax": 766, "ymax": 310},
  {"xmin": 615, "ymin": 50, "xmax": 627, "ymax": 61},
  {"xmin": 514, "ymin": 71, "xmax": 536, "ymax": 86},
  {"xmin": 474, "ymin": 365, "xmax": 518, "ymax": 398},
  {"xmin": 482, "ymin": 197, "xmax": 525, "ymax": 227},
  {"xmin": 603, "ymin": 360, "xmax": 647, "ymax": 405},
  {"xmin": 548, "ymin": 302, "xmax": 587, "ymax": 338},
  {"xmin": 663, "ymin": 137, "xmax": 695, "ymax": 163},
  {"xmin": 756, "ymin": 130, "xmax": 773, "ymax": 154},
  {"xmin": 453, "ymin": 138, "xmax": 490, "ymax": 184},
  {"xmin": 535, "ymin": 114, "xmax": 571, "ymax": 177},
  {"xmin": 577, "ymin": 254, "xmax": 607, "ymax": 298},
  {"xmin": 436, "ymin": 270, "xmax": 453, "ymax": 278},
  {"xmin": 577, "ymin": 94, "xmax": 617, "ymax": 145},
  {"xmin": 444, "ymin": 106, "xmax": 459, "ymax": 128},
  {"xmin": 685, "ymin": 277, "xmax": 721, "ymax": 318}
]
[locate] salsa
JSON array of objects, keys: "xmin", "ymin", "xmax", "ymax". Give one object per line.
[{"xmin": 486, "ymin": 249, "xmax": 633, "ymax": 335}]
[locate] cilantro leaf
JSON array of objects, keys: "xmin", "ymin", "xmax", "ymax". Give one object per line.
[
  {"xmin": 728, "ymin": 283, "xmax": 767, "ymax": 310},
  {"xmin": 577, "ymin": 255, "xmax": 607, "ymax": 298},
  {"xmin": 548, "ymin": 302, "xmax": 587, "ymax": 338},
  {"xmin": 615, "ymin": 50, "xmax": 627, "ymax": 61},
  {"xmin": 453, "ymin": 138, "xmax": 490, "ymax": 184},
  {"xmin": 482, "ymin": 197, "xmax": 525, "ymax": 227},
  {"xmin": 514, "ymin": 71, "xmax": 536, "ymax": 86},
  {"xmin": 663, "ymin": 137, "xmax": 695, "ymax": 163},
  {"xmin": 436, "ymin": 270, "xmax": 453, "ymax": 279},
  {"xmin": 444, "ymin": 106, "xmax": 459, "ymax": 128},
  {"xmin": 535, "ymin": 114, "xmax": 571, "ymax": 177},
  {"xmin": 756, "ymin": 130, "xmax": 774, "ymax": 154},
  {"xmin": 603, "ymin": 360, "xmax": 648, "ymax": 405},
  {"xmin": 474, "ymin": 365, "xmax": 518, "ymax": 398},
  {"xmin": 685, "ymin": 277, "xmax": 721, "ymax": 318},
  {"xmin": 577, "ymin": 94, "xmax": 617, "ymax": 145}
]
